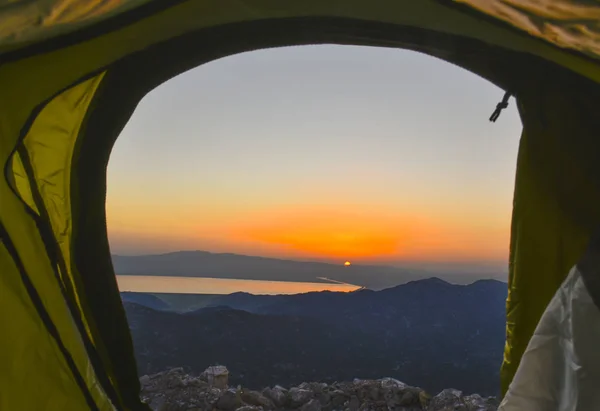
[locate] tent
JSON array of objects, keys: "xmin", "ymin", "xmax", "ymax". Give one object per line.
[{"xmin": 1, "ymin": 1, "xmax": 600, "ymax": 410}]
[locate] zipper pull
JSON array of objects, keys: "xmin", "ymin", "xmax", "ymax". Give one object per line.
[{"xmin": 489, "ymin": 91, "xmax": 511, "ymax": 122}]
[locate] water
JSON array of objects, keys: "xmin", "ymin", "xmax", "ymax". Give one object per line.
[{"xmin": 116, "ymin": 275, "xmax": 360, "ymax": 295}]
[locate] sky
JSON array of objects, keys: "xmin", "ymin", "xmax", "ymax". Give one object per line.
[{"xmin": 106, "ymin": 45, "xmax": 521, "ymax": 270}]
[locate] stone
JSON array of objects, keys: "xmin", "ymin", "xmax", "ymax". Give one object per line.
[
  {"xmin": 241, "ymin": 390, "xmax": 274, "ymax": 409},
  {"xmin": 428, "ymin": 389, "xmax": 467, "ymax": 411},
  {"xmin": 330, "ymin": 390, "xmax": 348, "ymax": 408},
  {"xmin": 462, "ymin": 394, "xmax": 499, "ymax": 411},
  {"xmin": 204, "ymin": 387, "xmax": 225, "ymax": 409},
  {"xmin": 379, "ymin": 378, "xmax": 406, "ymax": 390},
  {"xmin": 202, "ymin": 366, "xmax": 230, "ymax": 389},
  {"xmin": 419, "ymin": 391, "xmax": 431, "ymax": 409},
  {"xmin": 290, "ymin": 387, "xmax": 314, "ymax": 407},
  {"xmin": 301, "ymin": 399, "xmax": 323, "ymax": 411},
  {"xmin": 149, "ymin": 396, "xmax": 166, "ymax": 411},
  {"xmin": 263, "ymin": 386, "xmax": 289, "ymax": 408},
  {"xmin": 217, "ymin": 390, "xmax": 241, "ymax": 411},
  {"xmin": 186, "ymin": 378, "xmax": 209, "ymax": 389},
  {"xmin": 383, "ymin": 390, "xmax": 401, "ymax": 408},
  {"xmin": 138, "ymin": 367, "xmax": 499, "ymax": 411},
  {"xmin": 398, "ymin": 389, "xmax": 418, "ymax": 406},
  {"xmin": 381, "ymin": 378, "xmax": 407, "ymax": 407},
  {"xmin": 368, "ymin": 385, "xmax": 380, "ymax": 401},
  {"xmin": 235, "ymin": 406, "xmax": 262, "ymax": 411},
  {"xmin": 357, "ymin": 402, "xmax": 371, "ymax": 411},
  {"xmin": 296, "ymin": 382, "xmax": 328, "ymax": 397},
  {"xmin": 316, "ymin": 390, "xmax": 331, "ymax": 406},
  {"xmin": 374, "ymin": 400, "xmax": 387, "ymax": 408}
]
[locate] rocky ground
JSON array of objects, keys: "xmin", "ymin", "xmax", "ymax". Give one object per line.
[{"xmin": 139, "ymin": 367, "xmax": 499, "ymax": 411}]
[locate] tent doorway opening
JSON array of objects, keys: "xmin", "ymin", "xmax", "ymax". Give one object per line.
[
  {"xmin": 4, "ymin": 3, "xmax": 600, "ymax": 410},
  {"xmin": 109, "ymin": 44, "xmax": 521, "ymax": 398}
]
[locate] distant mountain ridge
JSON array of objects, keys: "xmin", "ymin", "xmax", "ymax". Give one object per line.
[
  {"xmin": 124, "ymin": 277, "xmax": 507, "ymax": 396},
  {"xmin": 112, "ymin": 251, "xmax": 504, "ymax": 290},
  {"xmin": 121, "ymin": 292, "xmax": 170, "ymax": 311}
]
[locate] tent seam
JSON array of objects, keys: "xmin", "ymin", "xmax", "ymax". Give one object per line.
[
  {"xmin": 16, "ymin": 144, "xmax": 125, "ymax": 410},
  {"xmin": 0, "ymin": 221, "xmax": 101, "ymax": 411},
  {"xmin": 0, "ymin": 0, "xmax": 190, "ymax": 65},
  {"xmin": 2, "ymin": 68, "xmax": 125, "ymax": 410}
]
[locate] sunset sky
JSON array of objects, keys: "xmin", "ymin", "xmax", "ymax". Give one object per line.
[{"xmin": 106, "ymin": 45, "xmax": 521, "ymax": 269}]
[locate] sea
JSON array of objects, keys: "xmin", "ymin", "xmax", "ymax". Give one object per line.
[{"xmin": 116, "ymin": 275, "xmax": 360, "ymax": 295}]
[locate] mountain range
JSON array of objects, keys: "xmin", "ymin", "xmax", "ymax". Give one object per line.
[
  {"xmin": 123, "ymin": 277, "xmax": 507, "ymax": 397},
  {"xmin": 113, "ymin": 251, "xmax": 505, "ymax": 290}
]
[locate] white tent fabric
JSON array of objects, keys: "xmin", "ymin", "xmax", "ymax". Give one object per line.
[{"xmin": 499, "ymin": 248, "xmax": 600, "ymax": 411}]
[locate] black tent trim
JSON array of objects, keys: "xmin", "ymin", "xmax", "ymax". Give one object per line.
[
  {"xmin": 16, "ymin": 144, "xmax": 125, "ymax": 411},
  {"xmin": 0, "ymin": 221, "xmax": 101, "ymax": 411},
  {"xmin": 68, "ymin": 17, "xmax": 597, "ymax": 400},
  {"xmin": 3, "ymin": 68, "xmax": 127, "ymax": 411},
  {"xmin": 4, "ymin": 14, "xmax": 597, "ymax": 407},
  {"xmin": 0, "ymin": 0, "xmax": 189, "ymax": 64}
]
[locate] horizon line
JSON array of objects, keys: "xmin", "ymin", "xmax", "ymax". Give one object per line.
[{"xmin": 110, "ymin": 248, "xmax": 508, "ymax": 272}]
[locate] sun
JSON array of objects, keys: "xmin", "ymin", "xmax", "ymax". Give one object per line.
[{"xmin": 344, "ymin": 261, "xmax": 352, "ymax": 267}]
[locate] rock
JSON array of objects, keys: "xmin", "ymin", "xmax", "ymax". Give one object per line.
[
  {"xmin": 419, "ymin": 391, "xmax": 432, "ymax": 408},
  {"xmin": 289, "ymin": 387, "xmax": 313, "ymax": 407},
  {"xmin": 330, "ymin": 390, "xmax": 348, "ymax": 408},
  {"xmin": 428, "ymin": 389, "xmax": 467, "ymax": 411},
  {"xmin": 380, "ymin": 377, "xmax": 408, "ymax": 408},
  {"xmin": 301, "ymin": 399, "xmax": 322, "ymax": 411},
  {"xmin": 202, "ymin": 365, "xmax": 230, "ymax": 389},
  {"xmin": 148, "ymin": 395, "xmax": 166, "ymax": 411},
  {"xmin": 303, "ymin": 382, "xmax": 328, "ymax": 394},
  {"xmin": 217, "ymin": 390, "xmax": 241, "ymax": 411},
  {"xmin": 357, "ymin": 402, "xmax": 372, "ymax": 411},
  {"xmin": 316, "ymin": 390, "xmax": 331, "ymax": 406},
  {"xmin": 348, "ymin": 395, "xmax": 360, "ymax": 411},
  {"xmin": 185, "ymin": 377, "xmax": 209, "ymax": 389},
  {"xmin": 206, "ymin": 387, "xmax": 225, "ymax": 407},
  {"xmin": 463, "ymin": 394, "xmax": 499, "ymax": 411},
  {"xmin": 139, "ymin": 367, "xmax": 498, "ymax": 411},
  {"xmin": 241, "ymin": 389, "xmax": 274, "ymax": 409},
  {"xmin": 380, "ymin": 378, "xmax": 407, "ymax": 390},
  {"xmin": 140, "ymin": 375, "xmax": 151, "ymax": 386},
  {"xmin": 368, "ymin": 385, "xmax": 380, "ymax": 401},
  {"xmin": 398, "ymin": 389, "xmax": 419, "ymax": 406},
  {"xmin": 263, "ymin": 386, "xmax": 289, "ymax": 408},
  {"xmin": 374, "ymin": 400, "xmax": 387, "ymax": 409}
]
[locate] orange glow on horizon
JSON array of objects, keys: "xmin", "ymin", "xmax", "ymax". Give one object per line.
[
  {"xmin": 231, "ymin": 207, "xmax": 423, "ymax": 260},
  {"xmin": 107, "ymin": 203, "xmax": 510, "ymax": 263},
  {"xmin": 344, "ymin": 261, "xmax": 352, "ymax": 266}
]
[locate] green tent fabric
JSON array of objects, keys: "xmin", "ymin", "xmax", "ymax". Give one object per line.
[{"xmin": 1, "ymin": 1, "xmax": 600, "ymax": 410}]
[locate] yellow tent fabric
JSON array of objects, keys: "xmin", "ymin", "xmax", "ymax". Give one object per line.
[
  {"xmin": 1, "ymin": 1, "xmax": 600, "ymax": 410},
  {"xmin": 502, "ymin": 73, "xmax": 600, "ymax": 392}
]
